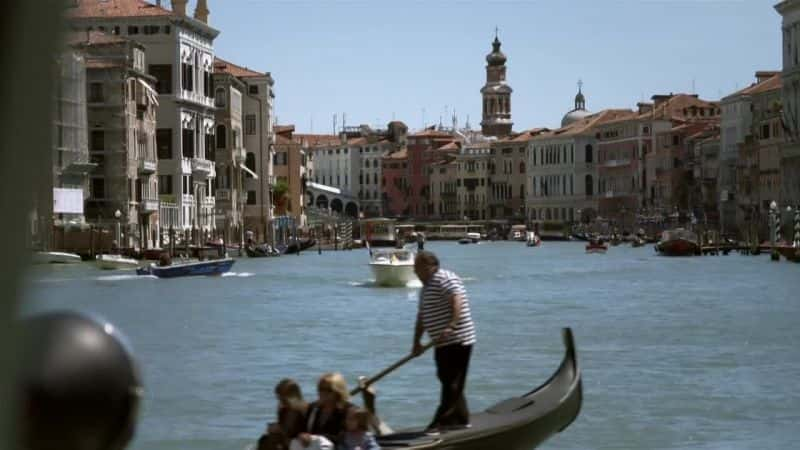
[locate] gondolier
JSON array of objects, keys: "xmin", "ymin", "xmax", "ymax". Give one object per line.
[{"xmin": 411, "ymin": 251, "xmax": 476, "ymax": 431}]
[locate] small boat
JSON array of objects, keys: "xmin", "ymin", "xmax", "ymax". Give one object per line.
[
  {"xmin": 369, "ymin": 249, "xmax": 416, "ymax": 287},
  {"xmin": 631, "ymin": 238, "xmax": 646, "ymax": 248},
  {"xmin": 655, "ymin": 228, "xmax": 700, "ymax": 256},
  {"xmin": 94, "ymin": 254, "xmax": 139, "ymax": 270},
  {"xmin": 377, "ymin": 328, "xmax": 582, "ymax": 449},
  {"xmin": 282, "ymin": 238, "xmax": 316, "ymax": 255},
  {"xmin": 32, "ymin": 251, "xmax": 82, "ymax": 264},
  {"xmin": 585, "ymin": 240, "xmax": 608, "ymax": 254},
  {"xmin": 465, "ymin": 232, "xmax": 481, "ymax": 243},
  {"xmin": 245, "ymin": 244, "xmax": 281, "ymax": 258},
  {"xmin": 525, "ymin": 231, "xmax": 541, "ymax": 247},
  {"xmin": 136, "ymin": 257, "xmax": 235, "ymax": 278},
  {"xmin": 458, "ymin": 237, "xmax": 473, "ymax": 245}
]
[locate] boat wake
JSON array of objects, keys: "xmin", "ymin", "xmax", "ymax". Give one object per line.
[
  {"xmin": 96, "ymin": 274, "xmax": 153, "ymax": 281},
  {"xmin": 221, "ymin": 272, "xmax": 254, "ymax": 278}
]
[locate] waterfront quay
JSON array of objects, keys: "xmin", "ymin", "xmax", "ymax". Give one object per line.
[{"xmin": 22, "ymin": 241, "xmax": 800, "ymax": 450}]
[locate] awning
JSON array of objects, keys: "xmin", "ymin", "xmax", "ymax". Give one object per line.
[{"xmin": 239, "ymin": 163, "xmax": 258, "ymax": 179}]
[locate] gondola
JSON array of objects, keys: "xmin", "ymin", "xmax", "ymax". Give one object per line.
[
  {"xmin": 245, "ymin": 244, "xmax": 281, "ymax": 258},
  {"xmin": 376, "ymin": 328, "xmax": 582, "ymax": 450},
  {"xmin": 282, "ymin": 238, "xmax": 317, "ymax": 255}
]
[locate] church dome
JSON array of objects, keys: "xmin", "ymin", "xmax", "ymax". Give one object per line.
[
  {"xmin": 486, "ymin": 37, "xmax": 506, "ymax": 66},
  {"xmin": 561, "ymin": 109, "xmax": 592, "ymax": 127}
]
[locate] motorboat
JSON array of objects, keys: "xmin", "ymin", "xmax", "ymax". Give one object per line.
[
  {"xmin": 369, "ymin": 249, "xmax": 416, "ymax": 287},
  {"xmin": 525, "ymin": 231, "xmax": 541, "ymax": 247},
  {"xmin": 94, "ymin": 254, "xmax": 139, "ymax": 270},
  {"xmin": 585, "ymin": 240, "xmax": 608, "ymax": 254},
  {"xmin": 376, "ymin": 328, "xmax": 582, "ymax": 449},
  {"xmin": 136, "ymin": 257, "xmax": 235, "ymax": 278},
  {"xmin": 467, "ymin": 232, "xmax": 481, "ymax": 243},
  {"xmin": 655, "ymin": 228, "xmax": 700, "ymax": 256},
  {"xmin": 31, "ymin": 251, "xmax": 82, "ymax": 264}
]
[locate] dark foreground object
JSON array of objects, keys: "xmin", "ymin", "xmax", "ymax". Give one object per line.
[
  {"xmin": 17, "ymin": 311, "xmax": 142, "ymax": 450},
  {"xmin": 136, "ymin": 257, "xmax": 235, "ymax": 278},
  {"xmin": 377, "ymin": 328, "xmax": 582, "ymax": 450},
  {"xmin": 281, "ymin": 238, "xmax": 316, "ymax": 254}
]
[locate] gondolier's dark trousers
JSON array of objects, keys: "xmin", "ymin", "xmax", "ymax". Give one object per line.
[{"xmin": 430, "ymin": 343, "xmax": 472, "ymax": 428}]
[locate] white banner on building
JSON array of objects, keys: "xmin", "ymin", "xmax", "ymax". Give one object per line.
[{"xmin": 53, "ymin": 188, "xmax": 84, "ymax": 214}]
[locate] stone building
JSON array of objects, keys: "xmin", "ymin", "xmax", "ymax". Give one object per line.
[
  {"xmin": 76, "ymin": 31, "xmax": 160, "ymax": 249},
  {"xmin": 480, "ymin": 34, "xmax": 513, "ymax": 137},
  {"xmin": 273, "ymin": 125, "xmax": 308, "ymax": 226},
  {"xmin": 456, "ymin": 143, "xmax": 492, "ymax": 220},
  {"xmin": 776, "ymin": 0, "xmax": 800, "ymax": 221}
]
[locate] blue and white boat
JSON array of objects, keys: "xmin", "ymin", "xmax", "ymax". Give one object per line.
[{"xmin": 136, "ymin": 258, "xmax": 235, "ymax": 278}]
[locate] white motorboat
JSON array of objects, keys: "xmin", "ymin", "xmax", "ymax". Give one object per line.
[
  {"xmin": 94, "ymin": 254, "xmax": 140, "ymax": 270},
  {"xmin": 525, "ymin": 231, "xmax": 542, "ymax": 247},
  {"xmin": 32, "ymin": 251, "xmax": 82, "ymax": 264},
  {"xmin": 369, "ymin": 249, "xmax": 417, "ymax": 287}
]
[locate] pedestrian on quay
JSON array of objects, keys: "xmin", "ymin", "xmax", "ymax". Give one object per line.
[{"xmin": 411, "ymin": 251, "xmax": 476, "ymax": 432}]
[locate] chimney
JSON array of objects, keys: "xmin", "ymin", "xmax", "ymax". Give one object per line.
[
  {"xmin": 651, "ymin": 94, "xmax": 674, "ymax": 109},
  {"xmin": 194, "ymin": 0, "xmax": 209, "ymax": 23},
  {"xmin": 172, "ymin": 0, "xmax": 187, "ymax": 16},
  {"xmin": 755, "ymin": 71, "xmax": 779, "ymax": 83},
  {"xmin": 637, "ymin": 102, "xmax": 654, "ymax": 115}
]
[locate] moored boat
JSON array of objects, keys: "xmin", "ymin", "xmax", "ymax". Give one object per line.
[
  {"xmin": 631, "ymin": 237, "xmax": 646, "ymax": 248},
  {"xmin": 655, "ymin": 228, "xmax": 700, "ymax": 256},
  {"xmin": 282, "ymin": 238, "xmax": 316, "ymax": 255},
  {"xmin": 136, "ymin": 257, "xmax": 235, "ymax": 278},
  {"xmin": 525, "ymin": 231, "xmax": 541, "ymax": 247},
  {"xmin": 369, "ymin": 249, "xmax": 416, "ymax": 287},
  {"xmin": 32, "ymin": 251, "xmax": 82, "ymax": 264},
  {"xmin": 245, "ymin": 244, "xmax": 281, "ymax": 258},
  {"xmin": 376, "ymin": 328, "xmax": 582, "ymax": 450},
  {"xmin": 94, "ymin": 254, "xmax": 139, "ymax": 270}
]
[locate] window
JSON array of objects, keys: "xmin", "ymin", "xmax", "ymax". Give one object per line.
[
  {"xmin": 127, "ymin": 25, "xmax": 139, "ymax": 35},
  {"xmin": 519, "ymin": 161, "xmax": 525, "ymax": 174},
  {"xmin": 90, "ymin": 130, "xmax": 104, "ymax": 152},
  {"xmin": 181, "ymin": 63, "xmax": 194, "ymax": 92},
  {"xmin": 91, "ymin": 178, "xmax": 105, "ymax": 199},
  {"xmin": 585, "ymin": 144, "xmax": 593, "ymax": 163},
  {"xmin": 214, "ymin": 88, "xmax": 226, "ymax": 107},
  {"xmin": 143, "ymin": 25, "xmax": 160, "ymax": 35},
  {"xmin": 585, "ymin": 174, "xmax": 594, "ymax": 196},
  {"xmin": 247, "ymin": 191, "xmax": 257, "ymax": 205},
  {"xmin": 158, "ymin": 175, "xmax": 173, "ymax": 195},
  {"xmin": 672, "ymin": 135, "xmax": 679, "ymax": 146},
  {"xmin": 203, "ymin": 70, "xmax": 212, "ymax": 98},
  {"xmin": 272, "ymin": 152, "xmax": 287, "ymax": 166},
  {"xmin": 89, "ymin": 82, "xmax": 103, "ymax": 102},
  {"xmin": 245, "ymin": 114, "xmax": 256, "ymax": 135},
  {"xmin": 149, "ymin": 64, "xmax": 172, "ymax": 94},
  {"xmin": 157, "ymin": 129, "xmax": 172, "ymax": 159},
  {"xmin": 164, "ymin": 25, "xmax": 171, "ymax": 34},
  {"xmin": 182, "ymin": 128, "xmax": 194, "ymax": 158},
  {"xmin": 245, "ymin": 152, "xmax": 256, "ymax": 177},
  {"xmin": 113, "ymin": 26, "xmax": 120, "ymax": 35},
  {"xmin": 762, "ymin": 124, "xmax": 770, "ymax": 139},
  {"xmin": 216, "ymin": 125, "xmax": 226, "ymax": 148},
  {"xmin": 248, "ymin": 85, "xmax": 259, "ymax": 95},
  {"xmin": 205, "ymin": 133, "xmax": 214, "ymax": 161}
]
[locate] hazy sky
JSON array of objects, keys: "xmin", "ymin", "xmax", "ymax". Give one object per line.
[{"xmin": 208, "ymin": 0, "xmax": 781, "ymax": 133}]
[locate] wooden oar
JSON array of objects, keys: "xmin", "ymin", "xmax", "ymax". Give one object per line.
[{"xmin": 350, "ymin": 342, "xmax": 434, "ymax": 396}]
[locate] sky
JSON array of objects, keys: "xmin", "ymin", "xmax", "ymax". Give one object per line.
[{"xmin": 207, "ymin": 0, "xmax": 782, "ymax": 133}]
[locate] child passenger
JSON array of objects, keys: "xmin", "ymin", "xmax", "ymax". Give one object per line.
[
  {"xmin": 258, "ymin": 378, "xmax": 309, "ymax": 450},
  {"xmin": 338, "ymin": 407, "xmax": 380, "ymax": 450}
]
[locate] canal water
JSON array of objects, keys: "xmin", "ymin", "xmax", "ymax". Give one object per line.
[{"xmin": 21, "ymin": 242, "xmax": 800, "ymax": 450}]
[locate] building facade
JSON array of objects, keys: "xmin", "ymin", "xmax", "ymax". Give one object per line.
[
  {"xmin": 456, "ymin": 143, "xmax": 491, "ymax": 220},
  {"xmin": 78, "ymin": 32, "xmax": 160, "ymax": 249},
  {"xmin": 274, "ymin": 125, "xmax": 308, "ymax": 226},
  {"xmin": 480, "ymin": 34, "xmax": 513, "ymax": 137},
  {"xmin": 68, "ymin": 0, "xmax": 221, "ymax": 241},
  {"xmin": 776, "ymin": 0, "xmax": 800, "ymax": 217}
]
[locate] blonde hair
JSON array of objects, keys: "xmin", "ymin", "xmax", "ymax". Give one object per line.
[{"xmin": 317, "ymin": 372, "xmax": 349, "ymax": 404}]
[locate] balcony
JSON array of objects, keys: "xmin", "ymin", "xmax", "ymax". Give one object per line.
[
  {"xmin": 216, "ymin": 189, "xmax": 231, "ymax": 201},
  {"xmin": 191, "ymin": 157, "xmax": 214, "ymax": 177},
  {"xmin": 232, "ymin": 147, "xmax": 246, "ymax": 164},
  {"xmin": 602, "ymin": 158, "xmax": 631, "ymax": 168},
  {"xmin": 139, "ymin": 159, "xmax": 157, "ymax": 174},
  {"xmin": 141, "ymin": 198, "xmax": 159, "ymax": 213}
]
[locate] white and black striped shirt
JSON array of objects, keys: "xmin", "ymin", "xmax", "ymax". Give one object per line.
[{"xmin": 419, "ymin": 269, "xmax": 476, "ymax": 347}]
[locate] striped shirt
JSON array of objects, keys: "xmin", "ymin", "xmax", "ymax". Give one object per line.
[{"xmin": 419, "ymin": 269, "xmax": 476, "ymax": 347}]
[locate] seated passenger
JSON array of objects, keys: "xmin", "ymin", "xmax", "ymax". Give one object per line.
[
  {"xmin": 258, "ymin": 378, "xmax": 309, "ymax": 450},
  {"xmin": 339, "ymin": 407, "xmax": 381, "ymax": 450},
  {"xmin": 158, "ymin": 253, "xmax": 172, "ymax": 267},
  {"xmin": 296, "ymin": 372, "xmax": 354, "ymax": 448}
]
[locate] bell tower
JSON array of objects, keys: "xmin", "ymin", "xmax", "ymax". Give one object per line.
[{"xmin": 480, "ymin": 28, "xmax": 513, "ymax": 137}]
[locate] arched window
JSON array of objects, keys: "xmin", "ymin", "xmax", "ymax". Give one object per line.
[
  {"xmin": 373, "ymin": 159, "xmax": 378, "ymax": 168},
  {"xmin": 373, "ymin": 173, "xmax": 378, "ymax": 184},
  {"xmin": 245, "ymin": 152, "xmax": 256, "ymax": 178},
  {"xmin": 216, "ymin": 125, "xmax": 226, "ymax": 148},
  {"xmin": 519, "ymin": 161, "xmax": 525, "ymax": 174},
  {"xmin": 585, "ymin": 144, "xmax": 593, "ymax": 163},
  {"xmin": 585, "ymin": 174, "xmax": 594, "ymax": 196}
]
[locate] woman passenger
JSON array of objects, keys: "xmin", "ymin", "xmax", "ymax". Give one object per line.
[{"xmin": 296, "ymin": 372, "xmax": 354, "ymax": 447}]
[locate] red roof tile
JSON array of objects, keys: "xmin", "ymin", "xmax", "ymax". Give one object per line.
[
  {"xmin": 294, "ymin": 134, "xmax": 341, "ymax": 147},
  {"xmin": 65, "ymin": 29, "xmax": 130, "ymax": 46},
  {"xmin": 66, "ymin": 0, "xmax": 172, "ymax": 18},
  {"xmin": 213, "ymin": 57, "xmax": 266, "ymax": 78}
]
